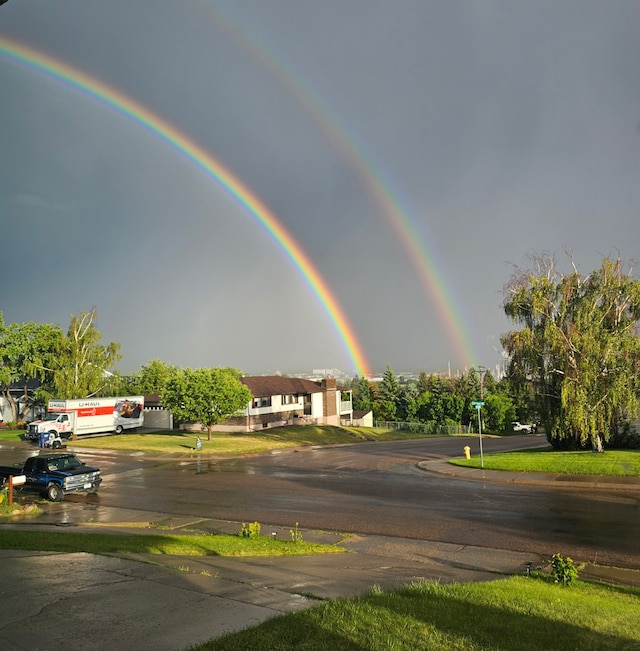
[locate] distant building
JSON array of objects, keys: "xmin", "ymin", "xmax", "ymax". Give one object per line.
[
  {"xmin": 214, "ymin": 375, "xmax": 353, "ymax": 432},
  {"xmin": 312, "ymin": 368, "xmax": 343, "ymax": 379},
  {"xmin": 352, "ymin": 410, "xmax": 374, "ymax": 427},
  {"xmin": 0, "ymin": 378, "xmax": 44, "ymax": 423}
]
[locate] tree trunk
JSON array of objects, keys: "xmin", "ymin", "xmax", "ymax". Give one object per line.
[
  {"xmin": 591, "ymin": 433, "xmax": 604, "ymax": 453},
  {"xmin": 18, "ymin": 382, "xmax": 32, "ymax": 421}
]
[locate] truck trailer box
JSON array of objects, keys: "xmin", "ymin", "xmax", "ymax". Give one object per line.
[{"xmin": 26, "ymin": 396, "xmax": 144, "ymax": 440}]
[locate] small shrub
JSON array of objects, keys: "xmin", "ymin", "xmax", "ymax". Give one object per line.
[
  {"xmin": 550, "ymin": 553, "xmax": 579, "ymax": 586},
  {"xmin": 289, "ymin": 521, "xmax": 303, "ymax": 543},
  {"xmin": 238, "ymin": 521, "xmax": 261, "ymax": 539}
]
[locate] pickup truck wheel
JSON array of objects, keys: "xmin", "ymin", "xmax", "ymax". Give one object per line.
[
  {"xmin": 47, "ymin": 483, "xmax": 64, "ymax": 502},
  {"xmin": 115, "ymin": 425, "xmax": 123, "ymax": 434}
]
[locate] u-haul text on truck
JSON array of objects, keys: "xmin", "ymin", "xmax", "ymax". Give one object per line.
[{"xmin": 26, "ymin": 397, "xmax": 144, "ymax": 441}]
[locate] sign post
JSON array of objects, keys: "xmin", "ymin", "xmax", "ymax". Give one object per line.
[
  {"xmin": 7, "ymin": 474, "xmax": 26, "ymax": 506},
  {"xmin": 471, "ymin": 401, "xmax": 485, "ymax": 468}
]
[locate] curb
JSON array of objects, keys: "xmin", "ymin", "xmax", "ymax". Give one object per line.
[{"xmin": 418, "ymin": 459, "xmax": 640, "ymax": 492}]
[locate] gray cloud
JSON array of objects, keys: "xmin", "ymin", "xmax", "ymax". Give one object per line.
[{"xmin": 1, "ymin": 0, "xmax": 639, "ymax": 376}]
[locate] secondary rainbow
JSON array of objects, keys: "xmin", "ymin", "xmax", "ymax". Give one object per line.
[
  {"xmin": 0, "ymin": 35, "xmax": 370, "ymax": 377},
  {"xmin": 199, "ymin": 2, "xmax": 478, "ymax": 368}
]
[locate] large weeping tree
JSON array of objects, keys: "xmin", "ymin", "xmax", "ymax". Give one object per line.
[{"xmin": 501, "ymin": 254, "xmax": 640, "ymax": 450}]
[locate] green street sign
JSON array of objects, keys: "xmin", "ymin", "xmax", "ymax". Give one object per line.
[{"xmin": 472, "ymin": 401, "xmax": 485, "ymax": 408}]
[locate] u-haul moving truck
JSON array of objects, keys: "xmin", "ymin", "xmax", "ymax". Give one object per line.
[{"xmin": 26, "ymin": 397, "xmax": 144, "ymax": 440}]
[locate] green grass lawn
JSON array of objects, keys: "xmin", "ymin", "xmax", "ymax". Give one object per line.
[
  {"xmin": 0, "ymin": 425, "xmax": 431, "ymax": 455},
  {"xmin": 0, "ymin": 428, "xmax": 26, "ymax": 444},
  {"xmin": 188, "ymin": 577, "xmax": 640, "ymax": 651},
  {"xmin": 451, "ymin": 447, "xmax": 640, "ymax": 476},
  {"xmin": 0, "ymin": 528, "xmax": 345, "ymax": 557}
]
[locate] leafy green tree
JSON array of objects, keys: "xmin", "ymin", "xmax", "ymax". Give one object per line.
[
  {"xmin": 481, "ymin": 369, "xmax": 497, "ymax": 396},
  {"xmin": 0, "ymin": 314, "xmax": 63, "ymax": 421},
  {"xmin": 407, "ymin": 391, "xmax": 439, "ymax": 423},
  {"xmin": 502, "ymin": 254, "xmax": 640, "ymax": 450},
  {"xmin": 127, "ymin": 359, "xmax": 179, "ymax": 396},
  {"xmin": 100, "ymin": 372, "xmax": 129, "ymax": 397},
  {"xmin": 373, "ymin": 364, "xmax": 402, "ymax": 422},
  {"xmin": 397, "ymin": 382, "xmax": 418, "ymax": 421},
  {"xmin": 483, "ymin": 393, "xmax": 517, "ymax": 432},
  {"xmin": 441, "ymin": 392, "xmax": 464, "ymax": 424},
  {"xmin": 373, "ymin": 398, "xmax": 396, "ymax": 422},
  {"xmin": 351, "ymin": 375, "xmax": 373, "ymax": 412},
  {"xmin": 407, "ymin": 388, "xmax": 463, "ymax": 430},
  {"xmin": 452, "ymin": 370, "xmax": 482, "ymax": 425},
  {"xmin": 41, "ymin": 308, "xmax": 121, "ymax": 400},
  {"xmin": 162, "ymin": 367, "xmax": 252, "ymax": 440},
  {"xmin": 430, "ymin": 376, "xmax": 463, "ymax": 424},
  {"xmin": 417, "ymin": 371, "xmax": 430, "ymax": 395},
  {"xmin": 498, "ymin": 372, "xmax": 536, "ymax": 424},
  {"xmin": 378, "ymin": 364, "xmax": 401, "ymax": 406}
]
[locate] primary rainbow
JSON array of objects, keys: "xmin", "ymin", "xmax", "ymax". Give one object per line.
[{"xmin": 0, "ymin": 35, "xmax": 371, "ymax": 377}]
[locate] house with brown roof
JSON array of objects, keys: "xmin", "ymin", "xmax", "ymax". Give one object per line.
[
  {"xmin": 216, "ymin": 375, "xmax": 353, "ymax": 432},
  {"xmin": 352, "ymin": 409, "xmax": 374, "ymax": 427}
]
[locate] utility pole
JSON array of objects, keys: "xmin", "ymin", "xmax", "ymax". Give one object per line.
[
  {"xmin": 473, "ymin": 366, "xmax": 487, "ymax": 469},
  {"xmin": 478, "ymin": 365, "xmax": 486, "ymax": 400},
  {"xmin": 472, "ymin": 401, "xmax": 485, "ymax": 468}
]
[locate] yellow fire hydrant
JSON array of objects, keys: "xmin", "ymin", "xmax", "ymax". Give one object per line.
[{"xmin": 464, "ymin": 445, "xmax": 471, "ymax": 460}]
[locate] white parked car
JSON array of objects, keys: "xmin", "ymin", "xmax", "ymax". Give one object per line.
[{"xmin": 512, "ymin": 421, "xmax": 535, "ymax": 434}]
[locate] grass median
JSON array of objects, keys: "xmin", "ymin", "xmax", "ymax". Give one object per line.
[
  {"xmin": 0, "ymin": 528, "xmax": 345, "ymax": 557},
  {"xmin": 450, "ymin": 447, "xmax": 640, "ymax": 476}
]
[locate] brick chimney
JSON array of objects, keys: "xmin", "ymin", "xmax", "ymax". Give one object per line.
[{"xmin": 320, "ymin": 378, "xmax": 337, "ymax": 419}]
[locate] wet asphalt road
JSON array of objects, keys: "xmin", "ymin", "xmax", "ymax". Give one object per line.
[{"xmin": 5, "ymin": 434, "xmax": 640, "ymax": 569}]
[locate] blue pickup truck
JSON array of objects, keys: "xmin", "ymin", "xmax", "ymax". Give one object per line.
[{"xmin": 0, "ymin": 453, "xmax": 102, "ymax": 502}]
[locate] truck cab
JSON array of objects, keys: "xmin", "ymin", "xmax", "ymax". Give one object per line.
[
  {"xmin": 26, "ymin": 412, "xmax": 74, "ymax": 440},
  {"xmin": 0, "ymin": 453, "xmax": 101, "ymax": 502}
]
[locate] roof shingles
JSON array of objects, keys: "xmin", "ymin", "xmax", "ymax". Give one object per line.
[{"xmin": 241, "ymin": 376, "xmax": 323, "ymax": 398}]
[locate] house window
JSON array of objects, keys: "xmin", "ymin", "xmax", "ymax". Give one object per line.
[
  {"xmin": 282, "ymin": 394, "xmax": 298, "ymax": 405},
  {"xmin": 253, "ymin": 396, "xmax": 271, "ymax": 408}
]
